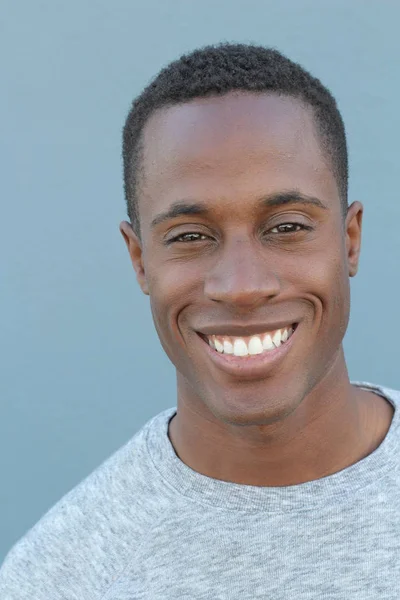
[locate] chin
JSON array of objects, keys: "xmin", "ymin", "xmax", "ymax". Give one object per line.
[{"xmin": 198, "ymin": 379, "xmax": 304, "ymax": 427}]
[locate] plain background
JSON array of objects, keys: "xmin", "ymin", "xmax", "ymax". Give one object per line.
[{"xmin": 1, "ymin": 0, "xmax": 399, "ymax": 562}]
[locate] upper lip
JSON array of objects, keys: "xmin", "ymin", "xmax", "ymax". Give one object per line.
[{"xmin": 196, "ymin": 320, "xmax": 299, "ymax": 337}]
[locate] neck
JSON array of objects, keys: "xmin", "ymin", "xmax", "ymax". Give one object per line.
[{"xmin": 169, "ymin": 348, "xmax": 383, "ymax": 486}]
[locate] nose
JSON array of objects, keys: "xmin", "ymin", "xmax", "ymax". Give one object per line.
[{"xmin": 204, "ymin": 237, "xmax": 281, "ymax": 307}]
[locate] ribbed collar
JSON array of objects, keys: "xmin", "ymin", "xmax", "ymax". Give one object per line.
[{"xmin": 145, "ymin": 381, "xmax": 400, "ymax": 512}]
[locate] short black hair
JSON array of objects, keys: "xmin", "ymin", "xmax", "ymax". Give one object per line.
[{"xmin": 122, "ymin": 42, "xmax": 348, "ymax": 235}]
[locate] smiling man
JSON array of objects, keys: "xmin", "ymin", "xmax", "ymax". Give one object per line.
[{"xmin": 1, "ymin": 42, "xmax": 400, "ymax": 599}]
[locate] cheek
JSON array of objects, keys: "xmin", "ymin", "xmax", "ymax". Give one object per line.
[
  {"xmin": 308, "ymin": 248, "xmax": 350, "ymax": 337},
  {"xmin": 147, "ymin": 262, "xmax": 198, "ymax": 318},
  {"xmin": 289, "ymin": 241, "xmax": 350, "ymax": 327},
  {"xmin": 146, "ymin": 262, "xmax": 199, "ymax": 355},
  {"xmin": 331, "ymin": 262, "xmax": 351, "ymax": 335}
]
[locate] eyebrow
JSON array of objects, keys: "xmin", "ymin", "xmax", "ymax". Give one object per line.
[{"xmin": 150, "ymin": 191, "xmax": 328, "ymax": 228}]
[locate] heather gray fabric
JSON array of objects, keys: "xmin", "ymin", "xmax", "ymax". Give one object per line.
[{"xmin": 1, "ymin": 380, "xmax": 399, "ymax": 599}]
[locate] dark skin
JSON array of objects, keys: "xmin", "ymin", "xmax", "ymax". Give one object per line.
[{"xmin": 120, "ymin": 92, "xmax": 394, "ymax": 486}]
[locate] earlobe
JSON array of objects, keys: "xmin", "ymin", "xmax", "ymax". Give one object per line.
[{"xmin": 119, "ymin": 221, "xmax": 149, "ymax": 295}]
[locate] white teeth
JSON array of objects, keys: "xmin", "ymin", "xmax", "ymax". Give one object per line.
[
  {"xmin": 272, "ymin": 330, "xmax": 282, "ymax": 347},
  {"xmin": 248, "ymin": 336, "xmax": 263, "ymax": 355},
  {"xmin": 224, "ymin": 340, "xmax": 233, "ymax": 354},
  {"xmin": 262, "ymin": 334, "xmax": 274, "ymax": 350},
  {"xmin": 233, "ymin": 339, "xmax": 248, "ymax": 356},
  {"xmin": 206, "ymin": 325, "xmax": 296, "ymax": 358},
  {"xmin": 214, "ymin": 339, "xmax": 224, "ymax": 353},
  {"xmin": 223, "ymin": 340, "xmax": 233, "ymax": 354}
]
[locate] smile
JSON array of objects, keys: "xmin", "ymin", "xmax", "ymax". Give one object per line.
[
  {"xmin": 204, "ymin": 325, "xmax": 296, "ymax": 358},
  {"xmin": 196, "ymin": 322, "xmax": 299, "ymax": 379}
]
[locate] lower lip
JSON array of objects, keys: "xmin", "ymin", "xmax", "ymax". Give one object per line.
[{"xmin": 197, "ymin": 324, "xmax": 298, "ymax": 379}]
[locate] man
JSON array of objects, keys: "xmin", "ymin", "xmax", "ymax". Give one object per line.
[{"xmin": 1, "ymin": 42, "xmax": 399, "ymax": 599}]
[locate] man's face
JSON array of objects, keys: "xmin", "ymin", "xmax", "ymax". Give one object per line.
[{"xmin": 121, "ymin": 92, "xmax": 362, "ymax": 426}]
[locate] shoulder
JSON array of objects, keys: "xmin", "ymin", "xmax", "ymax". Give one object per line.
[{"xmin": 0, "ymin": 419, "xmax": 159, "ymax": 600}]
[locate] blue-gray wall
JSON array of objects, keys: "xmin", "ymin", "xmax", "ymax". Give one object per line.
[{"xmin": 1, "ymin": 0, "xmax": 399, "ymax": 561}]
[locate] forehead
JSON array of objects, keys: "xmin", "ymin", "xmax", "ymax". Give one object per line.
[{"xmin": 139, "ymin": 92, "xmax": 338, "ymax": 219}]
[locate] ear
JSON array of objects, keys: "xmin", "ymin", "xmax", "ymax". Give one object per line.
[
  {"xmin": 345, "ymin": 201, "xmax": 363, "ymax": 278},
  {"xmin": 119, "ymin": 221, "xmax": 149, "ymax": 295}
]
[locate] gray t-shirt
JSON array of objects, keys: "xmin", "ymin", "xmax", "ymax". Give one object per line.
[{"xmin": 1, "ymin": 380, "xmax": 400, "ymax": 599}]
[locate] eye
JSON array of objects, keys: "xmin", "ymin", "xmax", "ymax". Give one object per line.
[
  {"xmin": 269, "ymin": 222, "xmax": 312, "ymax": 234},
  {"xmin": 167, "ymin": 232, "xmax": 210, "ymax": 244}
]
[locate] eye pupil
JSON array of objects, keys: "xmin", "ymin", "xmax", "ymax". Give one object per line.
[
  {"xmin": 275, "ymin": 223, "xmax": 301, "ymax": 233},
  {"xmin": 177, "ymin": 232, "xmax": 207, "ymax": 242}
]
